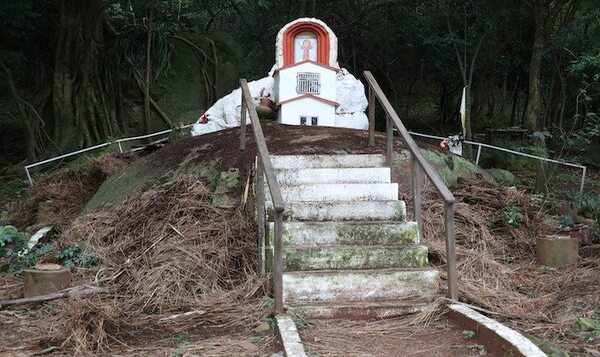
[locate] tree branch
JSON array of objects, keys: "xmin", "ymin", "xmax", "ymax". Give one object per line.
[
  {"xmin": 0, "ymin": 285, "xmax": 105, "ymax": 309},
  {"xmin": 444, "ymin": 6, "xmax": 468, "ymax": 85},
  {"xmin": 468, "ymin": 28, "xmax": 490, "ymax": 86}
]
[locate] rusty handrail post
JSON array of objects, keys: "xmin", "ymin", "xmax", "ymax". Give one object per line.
[
  {"xmin": 368, "ymin": 85, "xmax": 375, "ymax": 146},
  {"xmin": 273, "ymin": 209, "xmax": 284, "ymax": 314},
  {"xmin": 363, "ymin": 70, "xmax": 458, "ymax": 300},
  {"xmin": 445, "ymin": 202, "xmax": 458, "ymax": 300},
  {"xmin": 239, "ymin": 78, "xmax": 285, "ymax": 314},
  {"xmin": 410, "ymin": 153, "xmax": 423, "ymax": 243},
  {"xmin": 256, "ymin": 157, "xmax": 266, "ymax": 275},
  {"xmin": 239, "ymin": 91, "xmax": 247, "ymax": 151},
  {"xmin": 386, "ymin": 114, "xmax": 394, "ymax": 165}
]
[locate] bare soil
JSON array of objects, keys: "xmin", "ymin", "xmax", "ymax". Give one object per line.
[
  {"xmin": 299, "ymin": 316, "xmax": 491, "ymax": 357},
  {"xmin": 153, "ymin": 122, "xmax": 411, "ymax": 172}
]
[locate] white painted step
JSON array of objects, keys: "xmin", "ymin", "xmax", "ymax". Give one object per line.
[
  {"xmin": 283, "ymin": 268, "xmax": 439, "ymax": 303},
  {"xmin": 270, "ymin": 154, "xmax": 385, "ymax": 169},
  {"xmin": 267, "ymin": 200, "xmax": 406, "ymax": 222},
  {"xmin": 287, "ymin": 300, "xmax": 430, "ymax": 319},
  {"xmin": 267, "ymin": 183, "xmax": 398, "ymax": 202},
  {"xmin": 283, "ymin": 245, "xmax": 428, "ymax": 271},
  {"xmin": 270, "ymin": 167, "xmax": 391, "ymax": 185},
  {"xmin": 269, "ymin": 221, "xmax": 419, "ymax": 246}
]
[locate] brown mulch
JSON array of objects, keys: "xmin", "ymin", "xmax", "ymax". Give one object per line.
[
  {"xmin": 421, "ymin": 178, "xmax": 600, "ymax": 355},
  {"xmin": 11, "ymin": 154, "xmax": 136, "ymax": 230},
  {"xmin": 37, "ymin": 176, "xmax": 270, "ymax": 355},
  {"xmin": 299, "ymin": 314, "xmax": 487, "ymax": 357}
]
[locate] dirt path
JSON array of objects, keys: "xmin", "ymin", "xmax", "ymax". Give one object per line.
[{"xmin": 298, "ymin": 316, "xmax": 490, "ymax": 357}]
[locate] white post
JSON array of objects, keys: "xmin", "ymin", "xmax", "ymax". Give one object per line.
[
  {"xmin": 25, "ymin": 167, "xmax": 34, "ymax": 186},
  {"xmin": 580, "ymin": 167, "xmax": 587, "ymax": 194},
  {"xmin": 475, "ymin": 144, "xmax": 482, "ymax": 165}
]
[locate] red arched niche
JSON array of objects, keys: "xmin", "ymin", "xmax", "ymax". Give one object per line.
[{"xmin": 283, "ymin": 22, "xmax": 330, "ymax": 66}]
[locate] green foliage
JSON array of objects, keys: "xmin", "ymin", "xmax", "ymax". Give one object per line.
[
  {"xmin": 293, "ymin": 317, "xmax": 315, "ymax": 329},
  {"xmin": 526, "ymin": 335, "xmax": 569, "ymax": 357},
  {"xmin": 54, "ymin": 242, "xmax": 97, "ymax": 269},
  {"xmin": 558, "ymin": 215, "xmax": 575, "ymax": 228},
  {"xmin": 260, "ymin": 296, "xmax": 274, "ymax": 310},
  {"xmin": 503, "ymin": 204, "xmax": 524, "ymax": 228},
  {"xmin": 462, "ymin": 329, "xmax": 476, "ymax": 338},
  {"xmin": 571, "ymin": 317, "xmax": 600, "ymax": 341},
  {"xmin": 0, "ymin": 225, "xmax": 50, "ymax": 274},
  {"xmin": 570, "ymin": 191, "xmax": 600, "ymax": 225}
]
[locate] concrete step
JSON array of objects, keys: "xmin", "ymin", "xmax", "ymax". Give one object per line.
[
  {"xmin": 283, "ymin": 245, "xmax": 428, "ymax": 271},
  {"xmin": 269, "ymin": 221, "xmax": 419, "ymax": 246},
  {"xmin": 270, "ymin": 154, "xmax": 385, "ymax": 169},
  {"xmin": 267, "ymin": 200, "xmax": 406, "ymax": 222},
  {"xmin": 282, "ymin": 268, "xmax": 439, "ymax": 303},
  {"xmin": 270, "ymin": 167, "xmax": 391, "ymax": 185},
  {"xmin": 267, "ymin": 183, "xmax": 398, "ymax": 202},
  {"xmin": 287, "ymin": 300, "xmax": 430, "ymax": 319}
]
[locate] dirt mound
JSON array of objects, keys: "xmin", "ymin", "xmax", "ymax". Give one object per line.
[
  {"xmin": 83, "ymin": 124, "xmax": 408, "ymax": 213},
  {"xmin": 422, "ymin": 179, "xmax": 599, "ymax": 354},
  {"xmin": 86, "ymin": 123, "xmax": 493, "ymax": 213},
  {"xmin": 12, "ymin": 154, "xmax": 136, "ymax": 229},
  {"xmin": 47, "ymin": 176, "xmax": 267, "ymax": 354}
]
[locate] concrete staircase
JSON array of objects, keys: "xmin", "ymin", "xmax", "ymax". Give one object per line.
[{"xmin": 264, "ymin": 154, "xmax": 439, "ymax": 319}]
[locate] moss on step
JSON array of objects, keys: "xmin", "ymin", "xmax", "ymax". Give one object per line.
[
  {"xmin": 283, "ymin": 246, "xmax": 429, "ymax": 271},
  {"xmin": 335, "ymin": 223, "xmax": 419, "ymax": 245},
  {"xmin": 271, "ymin": 222, "xmax": 419, "ymax": 246}
]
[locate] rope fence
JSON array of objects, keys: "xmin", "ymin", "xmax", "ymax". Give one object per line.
[
  {"xmin": 22, "ymin": 123, "xmax": 587, "ymax": 194},
  {"xmin": 407, "ymin": 131, "xmax": 587, "ymax": 193},
  {"xmin": 24, "ymin": 123, "xmax": 196, "ymax": 185}
]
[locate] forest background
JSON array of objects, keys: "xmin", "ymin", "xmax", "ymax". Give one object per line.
[{"xmin": 0, "ymin": 0, "xmax": 598, "ymax": 172}]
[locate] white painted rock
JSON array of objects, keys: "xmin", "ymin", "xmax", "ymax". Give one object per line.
[
  {"xmin": 191, "ymin": 76, "xmax": 274, "ymax": 136},
  {"xmin": 335, "ymin": 69, "xmax": 368, "ymax": 114},
  {"xmin": 191, "ymin": 68, "xmax": 368, "ymax": 136}
]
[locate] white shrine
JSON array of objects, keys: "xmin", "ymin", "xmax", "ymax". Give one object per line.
[
  {"xmin": 191, "ymin": 18, "xmax": 368, "ymax": 136},
  {"xmin": 272, "ymin": 18, "xmax": 340, "ymax": 127}
]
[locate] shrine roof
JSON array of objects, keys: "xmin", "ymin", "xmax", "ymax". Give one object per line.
[
  {"xmin": 277, "ymin": 93, "xmax": 340, "ymax": 107},
  {"xmin": 273, "ymin": 60, "xmax": 340, "ymax": 73}
]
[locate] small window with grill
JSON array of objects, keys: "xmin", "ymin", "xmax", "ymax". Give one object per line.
[
  {"xmin": 300, "ymin": 116, "xmax": 307, "ymax": 125},
  {"xmin": 296, "ymin": 72, "xmax": 320, "ymax": 94}
]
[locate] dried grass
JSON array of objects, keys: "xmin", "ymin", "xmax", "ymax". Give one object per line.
[
  {"xmin": 421, "ymin": 178, "xmax": 600, "ymax": 353},
  {"xmin": 47, "ymin": 176, "xmax": 268, "ymax": 354},
  {"xmin": 13, "ymin": 154, "xmax": 134, "ymax": 229},
  {"xmin": 0, "ymin": 275, "xmax": 22, "ymax": 300}
]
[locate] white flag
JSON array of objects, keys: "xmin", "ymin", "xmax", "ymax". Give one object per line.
[{"xmin": 460, "ymin": 87, "xmax": 466, "ymax": 137}]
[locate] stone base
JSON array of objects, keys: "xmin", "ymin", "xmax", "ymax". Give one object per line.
[
  {"xmin": 23, "ymin": 263, "xmax": 71, "ymax": 297},
  {"xmin": 536, "ymin": 235, "xmax": 579, "ymax": 267}
]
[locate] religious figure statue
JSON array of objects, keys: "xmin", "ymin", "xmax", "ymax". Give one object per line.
[{"xmin": 300, "ymin": 39, "xmax": 313, "ymax": 61}]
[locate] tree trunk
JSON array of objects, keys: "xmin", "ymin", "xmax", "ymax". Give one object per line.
[
  {"xmin": 52, "ymin": 0, "xmax": 118, "ymax": 152},
  {"xmin": 510, "ymin": 74, "xmax": 521, "ymax": 126},
  {"xmin": 144, "ymin": 4, "xmax": 154, "ymax": 135},
  {"xmin": 525, "ymin": 0, "xmax": 546, "ymax": 132},
  {"xmin": 440, "ymin": 83, "xmax": 448, "ymax": 125},
  {"xmin": 0, "ymin": 60, "xmax": 37, "ymax": 161}
]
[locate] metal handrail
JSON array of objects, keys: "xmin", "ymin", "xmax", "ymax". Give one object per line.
[
  {"xmin": 239, "ymin": 78, "xmax": 286, "ymax": 313},
  {"xmin": 364, "ymin": 71, "xmax": 458, "ymax": 300}
]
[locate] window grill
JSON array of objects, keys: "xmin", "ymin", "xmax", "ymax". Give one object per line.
[
  {"xmin": 296, "ymin": 72, "xmax": 320, "ymax": 94},
  {"xmin": 300, "ymin": 116, "xmax": 318, "ymax": 126}
]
